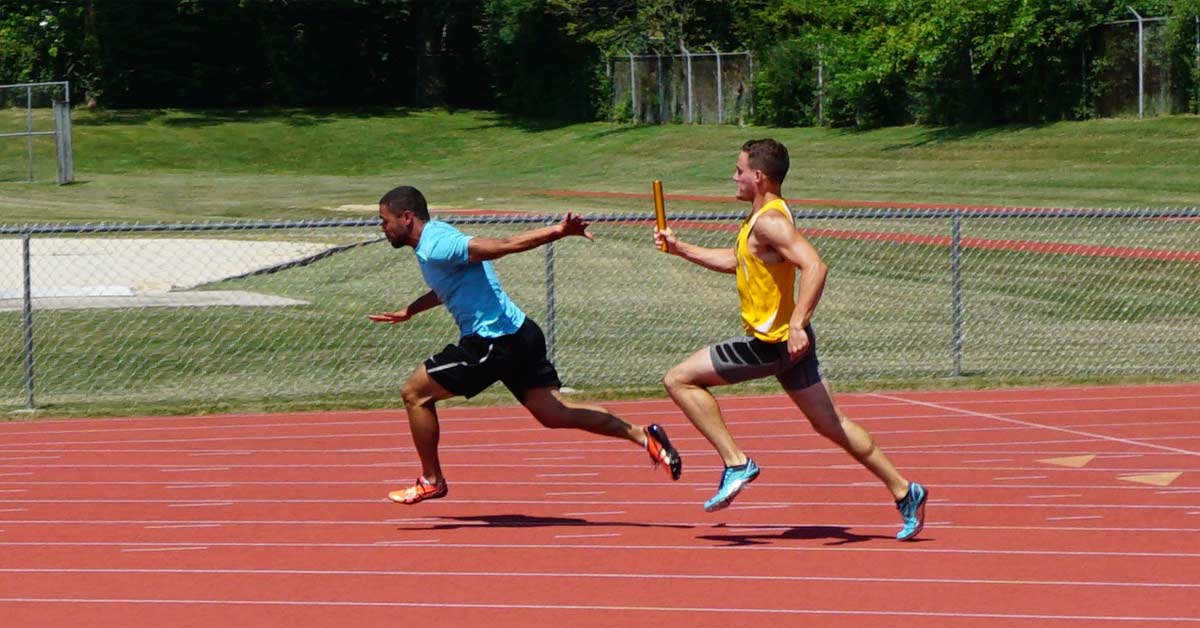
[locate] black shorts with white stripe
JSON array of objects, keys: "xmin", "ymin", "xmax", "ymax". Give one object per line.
[{"xmin": 424, "ymin": 317, "xmax": 562, "ymax": 401}]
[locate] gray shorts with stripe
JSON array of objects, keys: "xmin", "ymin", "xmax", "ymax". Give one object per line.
[{"xmin": 709, "ymin": 325, "xmax": 822, "ymax": 390}]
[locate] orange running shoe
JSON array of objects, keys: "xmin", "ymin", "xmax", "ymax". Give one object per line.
[
  {"xmin": 388, "ymin": 477, "xmax": 448, "ymax": 505},
  {"xmin": 645, "ymin": 424, "xmax": 682, "ymax": 480}
]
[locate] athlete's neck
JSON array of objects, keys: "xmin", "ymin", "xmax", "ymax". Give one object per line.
[{"xmin": 751, "ymin": 190, "xmax": 783, "ymax": 212}]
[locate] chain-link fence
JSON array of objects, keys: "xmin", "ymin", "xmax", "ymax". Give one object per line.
[
  {"xmin": 0, "ymin": 81, "xmax": 74, "ymax": 184},
  {"xmin": 609, "ymin": 49, "xmax": 753, "ymax": 124},
  {"xmin": 3, "ymin": 210, "xmax": 1198, "ymax": 413},
  {"xmin": 1094, "ymin": 16, "xmax": 1179, "ymax": 117}
]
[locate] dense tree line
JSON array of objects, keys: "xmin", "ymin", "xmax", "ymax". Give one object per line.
[{"xmin": 2, "ymin": 0, "xmax": 1198, "ymax": 126}]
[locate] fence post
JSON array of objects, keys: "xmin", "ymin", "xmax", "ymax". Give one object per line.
[
  {"xmin": 545, "ymin": 232, "xmax": 556, "ymax": 366},
  {"xmin": 950, "ymin": 209, "xmax": 964, "ymax": 377},
  {"xmin": 817, "ymin": 44, "xmax": 825, "ymax": 126},
  {"xmin": 681, "ymin": 43, "xmax": 694, "ymax": 123},
  {"xmin": 711, "ymin": 45, "xmax": 723, "ymax": 123},
  {"xmin": 627, "ymin": 50, "xmax": 637, "ymax": 122},
  {"xmin": 656, "ymin": 53, "xmax": 665, "ymax": 123},
  {"xmin": 22, "ymin": 233, "xmax": 36, "ymax": 408},
  {"xmin": 25, "ymin": 85, "xmax": 34, "ymax": 181},
  {"xmin": 1129, "ymin": 6, "xmax": 1145, "ymax": 118}
]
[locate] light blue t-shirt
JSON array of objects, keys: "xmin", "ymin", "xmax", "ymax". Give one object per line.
[{"xmin": 414, "ymin": 220, "xmax": 526, "ymax": 338}]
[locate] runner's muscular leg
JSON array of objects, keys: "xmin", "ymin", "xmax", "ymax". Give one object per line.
[
  {"xmin": 400, "ymin": 364, "xmax": 457, "ymax": 483},
  {"xmin": 786, "ymin": 380, "xmax": 909, "ymax": 499},
  {"xmin": 662, "ymin": 346, "xmax": 747, "ymax": 467},
  {"xmin": 521, "ymin": 387, "xmax": 643, "ymax": 444}
]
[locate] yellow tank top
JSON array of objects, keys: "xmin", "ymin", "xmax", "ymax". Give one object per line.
[{"xmin": 736, "ymin": 199, "xmax": 795, "ymax": 342}]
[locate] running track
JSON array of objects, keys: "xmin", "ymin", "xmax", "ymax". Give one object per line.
[{"xmin": 1, "ymin": 383, "xmax": 1197, "ymax": 627}]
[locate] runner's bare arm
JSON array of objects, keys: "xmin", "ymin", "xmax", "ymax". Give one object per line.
[
  {"xmin": 468, "ymin": 213, "xmax": 593, "ymax": 262},
  {"xmin": 368, "ymin": 290, "xmax": 442, "ymax": 323},
  {"xmin": 754, "ymin": 212, "xmax": 827, "ymax": 358},
  {"xmin": 655, "ymin": 226, "xmax": 737, "ymax": 274}
]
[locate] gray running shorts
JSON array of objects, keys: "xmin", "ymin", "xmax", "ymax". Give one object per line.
[{"xmin": 708, "ymin": 325, "xmax": 822, "ymax": 390}]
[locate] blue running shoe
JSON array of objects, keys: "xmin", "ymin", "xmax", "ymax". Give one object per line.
[
  {"xmin": 895, "ymin": 482, "xmax": 928, "ymax": 541},
  {"xmin": 703, "ymin": 459, "xmax": 760, "ymax": 512}
]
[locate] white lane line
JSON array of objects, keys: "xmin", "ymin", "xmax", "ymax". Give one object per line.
[
  {"xmin": 372, "ymin": 540, "xmax": 440, "ymax": 545},
  {"xmin": 160, "ymin": 467, "xmax": 230, "ymax": 473},
  {"xmin": 0, "ymin": 596, "xmax": 1195, "ymax": 622},
  {"xmin": 166, "ymin": 502, "xmax": 233, "ymax": 508},
  {"xmin": 188, "ymin": 452, "xmax": 253, "ymax": 457},
  {"xmin": 0, "ymin": 489, "xmax": 28, "ymax": 493},
  {"xmin": 4, "ymin": 519, "xmax": 1197, "ymax": 534},
  {"xmin": 0, "ymin": 456, "xmax": 59, "ymax": 461},
  {"xmin": 1029, "ymin": 494, "xmax": 1083, "ymax": 499},
  {"xmin": 0, "ymin": 509, "xmax": 28, "ymax": 513},
  {"xmin": 120, "ymin": 546, "xmax": 208, "ymax": 553},
  {"xmin": 872, "ymin": 393, "xmax": 1200, "ymax": 456},
  {"xmin": 995, "ymin": 476, "xmax": 1048, "ymax": 480},
  {"xmin": 561, "ymin": 511, "xmax": 624, "ymax": 517},
  {"xmin": 545, "ymin": 491, "xmax": 606, "ymax": 496},
  {"xmin": 166, "ymin": 484, "xmax": 235, "ymax": 490},
  {"xmin": 964, "ymin": 458, "xmax": 1013, "ymax": 463},
  {"xmin": 524, "ymin": 456, "xmax": 585, "ymax": 461},
  {"xmin": 144, "ymin": 524, "xmax": 223, "ymax": 530},
  {"xmin": 0, "ymin": 472, "xmax": 34, "ymax": 477},
  {"xmin": 4, "ymin": 539, "xmax": 1200, "ymax": 558},
  {"xmin": 1046, "ymin": 515, "xmax": 1104, "ymax": 521},
  {"xmin": 536, "ymin": 473, "xmax": 599, "ymax": 478},
  {"xmin": 554, "ymin": 533, "xmax": 620, "ymax": 539}
]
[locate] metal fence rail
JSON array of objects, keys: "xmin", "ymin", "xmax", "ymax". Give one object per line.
[{"xmin": 3, "ymin": 209, "xmax": 1198, "ymax": 412}]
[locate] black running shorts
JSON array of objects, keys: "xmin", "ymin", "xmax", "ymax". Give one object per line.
[
  {"xmin": 424, "ymin": 318, "xmax": 562, "ymax": 401},
  {"xmin": 708, "ymin": 325, "xmax": 822, "ymax": 390}
]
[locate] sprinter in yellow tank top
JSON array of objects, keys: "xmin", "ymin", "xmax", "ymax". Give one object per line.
[{"xmin": 654, "ymin": 139, "xmax": 928, "ymax": 540}]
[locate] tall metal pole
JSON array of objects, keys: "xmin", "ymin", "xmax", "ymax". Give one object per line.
[
  {"xmin": 950, "ymin": 210, "xmax": 963, "ymax": 377},
  {"xmin": 681, "ymin": 43, "xmax": 694, "ymax": 123},
  {"xmin": 1129, "ymin": 6, "xmax": 1144, "ymax": 118},
  {"xmin": 22, "ymin": 233, "xmax": 36, "ymax": 408},
  {"xmin": 817, "ymin": 44, "xmax": 825, "ymax": 126},
  {"xmin": 710, "ymin": 45, "xmax": 723, "ymax": 124},
  {"xmin": 26, "ymin": 86, "xmax": 34, "ymax": 181},
  {"xmin": 626, "ymin": 50, "xmax": 637, "ymax": 122},
  {"xmin": 544, "ymin": 237, "xmax": 556, "ymax": 366}
]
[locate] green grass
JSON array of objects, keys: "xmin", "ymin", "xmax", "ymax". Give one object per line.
[
  {"xmin": 2, "ymin": 108, "xmax": 1200, "ymax": 225},
  {"xmin": 1, "ymin": 107, "xmax": 1198, "ymax": 417}
]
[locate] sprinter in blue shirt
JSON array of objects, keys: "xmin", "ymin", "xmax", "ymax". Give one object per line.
[{"xmin": 370, "ymin": 186, "xmax": 681, "ymax": 504}]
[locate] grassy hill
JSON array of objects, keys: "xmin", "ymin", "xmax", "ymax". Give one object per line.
[{"xmin": 2, "ymin": 108, "xmax": 1199, "ymax": 224}]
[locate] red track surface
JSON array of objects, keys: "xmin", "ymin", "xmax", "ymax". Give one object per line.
[{"xmin": 2, "ymin": 383, "xmax": 1198, "ymax": 627}]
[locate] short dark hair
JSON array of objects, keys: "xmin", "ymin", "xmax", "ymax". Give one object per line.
[
  {"xmin": 741, "ymin": 138, "xmax": 789, "ymax": 184},
  {"xmin": 379, "ymin": 186, "xmax": 430, "ymax": 221}
]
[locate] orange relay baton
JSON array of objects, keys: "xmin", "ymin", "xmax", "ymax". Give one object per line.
[{"xmin": 652, "ymin": 179, "xmax": 667, "ymax": 251}]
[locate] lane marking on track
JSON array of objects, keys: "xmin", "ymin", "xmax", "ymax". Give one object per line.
[
  {"xmin": 871, "ymin": 393, "xmax": 1200, "ymax": 456},
  {"xmin": 144, "ymin": 524, "xmax": 222, "ymax": 529},
  {"xmin": 545, "ymin": 491, "xmax": 605, "ymax": 496},
  {"xmin": 1029, "ymin": 494, "xmax": 1082, "ymax": 499},
  {"xmin": 3, "ymin": 567, "xmax": 1198, "ymax": 589},
  {"xmin": 1046, "ymin": 516, "xmax": 1104, "ymax": 521},
  {"xmin": 554, "ymin": 533, "xmax": 620, "ymax": 539},
  {"xmin": 165, "ymin": 484, "xmax": 234, "ymax": 490},
  {"xmin": 159, "ymin": 467, "xmax": 230, "ymax": 473},
  {"xmin": 561, "ymin": 511, "xmax": 624, "ymax": 517},
  {"xmin": 0, "ymin": 596, "xmax": 1197, "ymax": 621},
  {"xmin": 120, "ymin": 546, "xmax": 207, "ymax": 553},
  {"xmin": 5, "ymin": 539, "xmax": 1200, "ymax": 558},
  {"xmin": 5, "ymin": 519, "xmax": 1197, "ymax": 534},
  {"xmin": 165, "ymin": 502, "xmax": 233, "ymax": 508},
  {"xmin": 995, "ymin": 476, "xmax": 1048, "ymax": 480}
]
